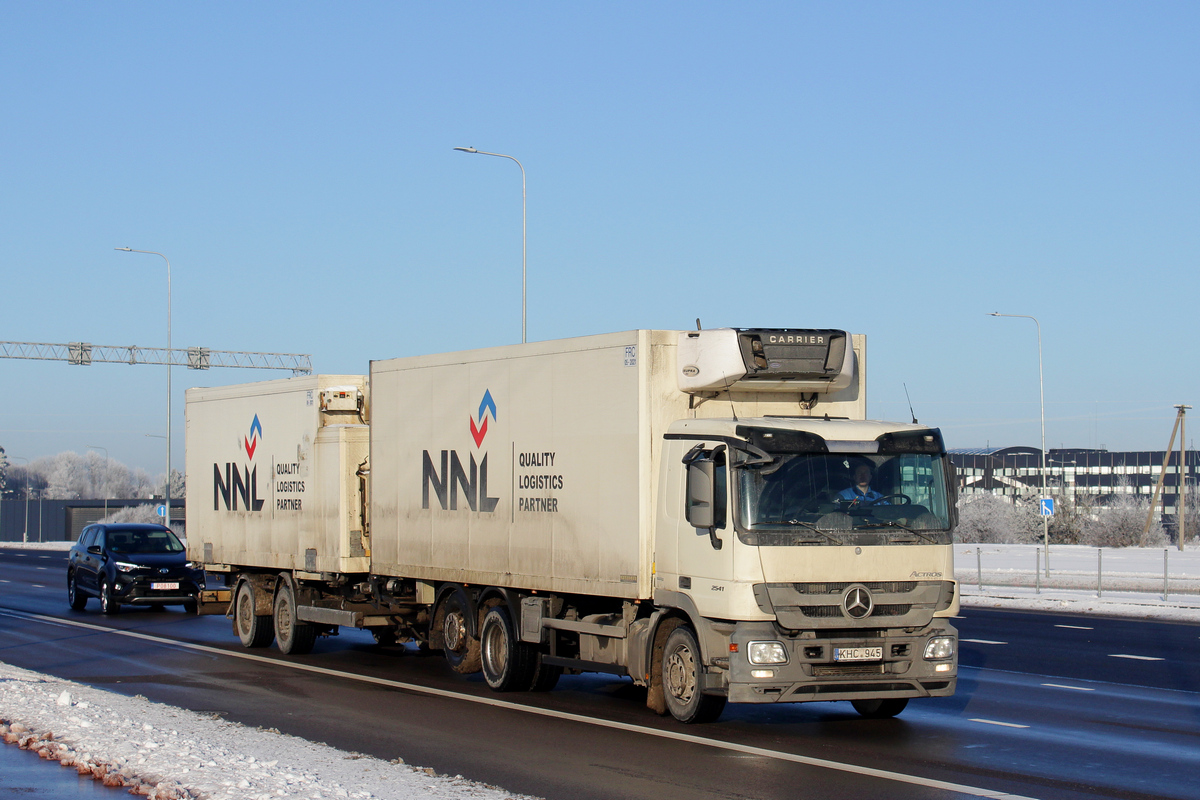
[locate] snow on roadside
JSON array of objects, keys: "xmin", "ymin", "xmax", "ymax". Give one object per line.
[{"xmin": 0, "ymin": 661, "xmax": 539, "ymax": 800}]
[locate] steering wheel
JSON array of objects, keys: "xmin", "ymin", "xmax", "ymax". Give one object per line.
[{"xmin": 870, "ymin": 493, "xmax": 911, "ymax": 506}]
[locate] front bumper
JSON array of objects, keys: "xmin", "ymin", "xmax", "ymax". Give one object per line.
[
  {"xmin": 725, "ymin": 621, "xmax": 957, "ymax": 704},
  {"xmin": 111, "ymin": 573, "xmax": 204, "ymax": 605}
]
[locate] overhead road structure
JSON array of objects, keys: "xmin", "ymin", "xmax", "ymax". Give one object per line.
[{"xmin": 0, "ymin": 341, "xmax": 312, "ymax": 375}]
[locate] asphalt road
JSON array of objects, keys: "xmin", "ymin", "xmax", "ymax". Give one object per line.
[{"xmin": 2, "ymin": 546, "xmax": 1198, "ymax": 800}]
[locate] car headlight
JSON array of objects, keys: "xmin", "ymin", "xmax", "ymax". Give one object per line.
[
  {"xmin": 114, "ymin": 561, "xmax": 139, "ymax": 573},
  {"xmin": 185, "ymin": 561, "xmax": 201, "ymax": 569},
  {"xmin": 747, "ymin": 641, "xmax": 789, "ymax": 665},
  {"xmin": 923, "ymin": 636, "xmax": 955, "ymax": 660}
]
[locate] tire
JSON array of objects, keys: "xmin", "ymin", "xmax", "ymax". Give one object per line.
[
  {"xmin": 274, "ymin": 579, "xmax": 316, "ymax": 655},
  {"xmin": 99, "ymin": 576, "xmax": 119, "ymax": 616},
  {"xmin": 851, "ymin": 698, "xmax": 909, "ymax": 719},
  {"xmin": 234, "ymin": 581, "xmax": 274, "ymax": 648},
  {"xmin": 479, "ymin": 605, "xmax": 541, "ymax": 692},
  {"xmin": 661, "ymin": 626, "xmax": 726, "ymax": 723},
  {"xmin": 183, "ymin": 598, "xmax": 198, "ymax": 615},
  {"xmin": 68, "ymin": 571, "xmax": 87, "ymax": 611},
  {"xmin": 439, "ymin": 590, "xmax": 481, "ymax": 674},
  {"xmin": 528, "ymin": 655, "xmax": 562, "ymax": 692}
]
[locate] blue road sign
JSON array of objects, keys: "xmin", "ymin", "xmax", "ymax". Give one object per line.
[
  {"xmin": 1040, "ymin": 497, "xmax": 1054, "ymax": 516},
  {"xmin": 156, "ymin": 504, "xmax": 166, "ymax": 518}
]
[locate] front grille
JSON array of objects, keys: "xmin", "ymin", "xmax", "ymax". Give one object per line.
[
  {"xmin": 798, "ymin": 606, "xmax": 842, "ymax": 618},
  {"xmin": 812, "ymin": 663, "xmax": 885, "ymax": 676},
  {"xmin": 792, "ymin": 581, "xmax": 918, "ymax": 595},
  {"xmin": 796, "ymin": 603, "xmax": 912, "ymax": 618}
]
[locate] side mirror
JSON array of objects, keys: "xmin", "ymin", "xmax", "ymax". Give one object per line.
[
  {"xmin": 685, "ymin": 459, "xmax": 723, "ymax": 550},
  {"xmin": 686, "ymin": 459, "xmax": 715, "ymax": 529},
  {"xmin": 87, "ymin": 545, "xmax": 102, "ymax": 556}
]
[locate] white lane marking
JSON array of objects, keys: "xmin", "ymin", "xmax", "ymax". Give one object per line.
[
  {"xmin": 38, "ymin": 556, "xmax": 53, "ymax": 559},
  {"xmin": 1109, "ymin": 654, "xmax": 1164, "ymax": 662},
  {"xmin": 31, "ymin": 585, "xmax": 46, "ymax": 589},
  {"xmin": 0, "ymin": 609, "xmax": 1037, "ymax": 800},
  {"xmin": 1054, "ymin": 625, "xmax": 1092, "ymax": 630},
  {"xmin": 1041, "ymin": 683, "xmax": 1094, "ymax": 692},
  {"xmin": 970, "ymin": 719, "xmax": 1030, "ymax": 729},
  {"xmin": 0, "ymin": 580, "xmax": 9, "ymax": 583},
  {"xmin": 36, "ymin": 567, "xmax": 48, "ymax": 570},
  {"xmin": 961, "ymin": 639, "xmax": 1008, "ymax": 645}
]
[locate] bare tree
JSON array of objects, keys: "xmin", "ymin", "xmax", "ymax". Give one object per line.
[{"xmin": 1083, "ymin": 481, "xmax": 1168, "ymax": 548}]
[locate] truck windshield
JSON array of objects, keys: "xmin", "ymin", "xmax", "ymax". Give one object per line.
[{"xmin": 735, "ymin": 452, "xmax": 953, "ymax": 545}]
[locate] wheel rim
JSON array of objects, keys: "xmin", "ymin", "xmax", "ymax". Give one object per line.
[
  {"xmin": 444, "ymin": 609, "xmax": 466, "ymax": 652},
  {"xmin": 237, "ymin": 589, "xmax": 253, "ymax": 634},
  {"xmin": 68, "ymin": 575, "xmax": 76, "ymax": 603},
  {"xmin": 100, "ymin": 580, "xmax": 110, "ymax": 612},
  {"xmin": 482, "ymin": 617, "xmax": 508, "ymax": 676},
  {"xmin": 277, "ymin": 592, "xmax": 292, "ymax": 641},
  {"xmin": 665, "ymin": 641, "xmax": 697, "ymax": 704}
]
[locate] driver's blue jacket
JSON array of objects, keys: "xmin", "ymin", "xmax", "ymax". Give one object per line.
[{"xmin": 838, "ymin": 486, "xmax": 884, "ymax": 504}]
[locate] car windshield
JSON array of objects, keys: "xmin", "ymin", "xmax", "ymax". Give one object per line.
[
  {"xmin": 106, "ymin": 529, "xmax": 184, "ymax": 555},
  {"xmin": 736, "ymin": 452, "xmax": 952, "ymax": 545}
]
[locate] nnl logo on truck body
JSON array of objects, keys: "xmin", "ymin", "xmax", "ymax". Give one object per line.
[
  {"xmin": 214, "ymin": 414, "xmax": 266, "ymax": 511},
  {"xmin": 422, "ymin": 390, "xmax": 500, "ymax": 512}
]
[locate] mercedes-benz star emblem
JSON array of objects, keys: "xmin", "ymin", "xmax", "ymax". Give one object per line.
[{"xmin": 843, "ymin": 586, "xmax": 874, "ymax": 619}]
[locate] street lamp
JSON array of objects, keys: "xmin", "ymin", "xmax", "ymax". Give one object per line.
[
  {"xmin": 453, "ymin": 146, "xmax": 527, "ymax": 343},
  {"xmin": 989, "ymin": 312, "xmax": 1049, "ymax": 574},
  {"xmin": 87, "ymin": 445, "xmax": 109, "ymax": 520},
  {"xmin": 116, "ymin": 247, "xmax": 173, "ymax": 528}
]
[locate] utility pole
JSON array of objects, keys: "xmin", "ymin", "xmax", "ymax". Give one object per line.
[{"xmin": 1144, "ymin": 404, "xmax": 1190, "ymax": 550}]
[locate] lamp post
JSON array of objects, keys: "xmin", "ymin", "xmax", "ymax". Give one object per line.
[
  {"xmin": 87, "ymin": 445, "xmax": 109, "ymax": 520},
  {"xmin": 9, "ymin": 456, "xmax": 29, "ymax": 544},
  {"xmin": 453, "ymin": 147, "xmax": 527, "ymax": 343},
  {"xmin": 990, "ymin": 312, "xmax": 1049, "ymax": 574},
  {"xmin": 116, "ymin": 248, "xmax": 172, "ymax": 528}
]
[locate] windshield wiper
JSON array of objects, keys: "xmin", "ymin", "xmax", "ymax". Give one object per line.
[
  {"xmin": 783, "ymin": 519, "xmax": 844, "ymax": 545},
  {"xmin": 858, "ymin": 520, "xmax": 940, "ymax": 544}
]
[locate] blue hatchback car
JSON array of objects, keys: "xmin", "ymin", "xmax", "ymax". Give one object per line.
[{"xmin": 67, "ymin": 523, "xmax": 205, "ymax": 614}]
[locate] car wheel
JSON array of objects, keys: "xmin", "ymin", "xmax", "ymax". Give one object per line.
[
  {"xmin": 68, "ymin": 571, "xmax": 87, "ymax": 611},
  {"xmin": 99, "ymin": 577, "xmax": 119, "ymax": 615},
  {"xmin": 183, "ymin": 598, "xmax": 198, "ymax": 615}
]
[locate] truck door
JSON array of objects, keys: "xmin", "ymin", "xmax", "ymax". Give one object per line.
[{"xmin": 678, "ymin": 443, "xmax": 736, "ymax": 618}]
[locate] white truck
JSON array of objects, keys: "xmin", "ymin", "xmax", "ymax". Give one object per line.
[{"xmin": 186, "ymin": 328, "xmax": 958, "ymax": 723}]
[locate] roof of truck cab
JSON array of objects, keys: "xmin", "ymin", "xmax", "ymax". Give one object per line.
[{"xmin": 666, "ymin": 416, "xmax": 938, "ymax": 442}]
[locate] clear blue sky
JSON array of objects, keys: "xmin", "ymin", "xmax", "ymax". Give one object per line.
[{"xmin": 2, "ymin": 2, "xmax": 1198, "ymax": 477}]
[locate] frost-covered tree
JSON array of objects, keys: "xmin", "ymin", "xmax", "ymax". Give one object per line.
[
  {"xmin": 1082, "ymin": 481, "xmax": 1167, "ymax": 548},
  {"xmin": 10, "ymin": 452, "xmax": 157, "ymax": 500},
  {"xmin": 956, "ymin": 493, "xmax": 1036, "ymax": 543}
]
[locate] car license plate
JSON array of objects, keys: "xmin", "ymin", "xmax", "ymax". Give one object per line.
[
  {"xmin": 151, "ymin": 582, "xmax": 179, "ymax": 591},
  {"xmin": 835, "ymin": 646, "xmax": 882, "ymax": 662}
]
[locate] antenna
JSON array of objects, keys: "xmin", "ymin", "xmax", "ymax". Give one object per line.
[
  {"xmin": 903, "ymin": 383, "xmax": 918, "ymax": 424},
  {"xmin": 696, "ymin": 318, "xmax": 702, "ymax": 331}
]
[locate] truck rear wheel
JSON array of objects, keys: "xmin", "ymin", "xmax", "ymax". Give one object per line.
[
  {"xmin": 479, "ymin": 605, "xmax": 540, "ymax": 692},
  {"xmin": 274, "ymin": 580, "xmax": 316, "ymax": 655},
  {"xmin": 662, "ymin": 626, "xmax": 726, "ymax": 724},
  {"xmin": 234, "ymin": 581, "xmax": 274, "ymax": 648},
  {"xmin": 439, "ymin": 590, "xmax": 481, "ymax": 674},
  {"xmin": 851, "ymin": 698, "xmax": 908, "ymax": 719}
]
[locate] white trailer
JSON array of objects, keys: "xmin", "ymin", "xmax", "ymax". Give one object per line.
[{"xmin": 187, "ymin": 329, "xmax": 959, "ymax": 722}]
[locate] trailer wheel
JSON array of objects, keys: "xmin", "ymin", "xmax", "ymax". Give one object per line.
[
  {"xmin": 274, "ymin": 580, "xmax": 316, "ymax": 655},
  {"xmin": 661, "ymin": 626, "xmax": 726, "ymax": 724},
  {"xmin": 851, "ymin": 698, "xmax": 909, "ymax": 719},
  {"xmin": 234, "ymin": 581, "xmax": 274, "ymax": 648},
  {"xmin": 479, "ymin": 605, "xmax": 541, "ymax": 692},
  {"xmin": 439, "ymin": 590, "xmax": 481, "ymax": 674}
]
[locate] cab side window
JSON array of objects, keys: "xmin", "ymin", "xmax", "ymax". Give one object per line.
[{"xmin": 713, "ymin": 449, "xmax": 727, "ymax": 529}]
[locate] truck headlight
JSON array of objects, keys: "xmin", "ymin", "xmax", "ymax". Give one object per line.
[
  {"xmin": 923, "ymin": 636, "xmax": 955, "ymax": 660},
  {"xmin": 748, "ymin": 641, "xmax": 789, "ymax": 665}
]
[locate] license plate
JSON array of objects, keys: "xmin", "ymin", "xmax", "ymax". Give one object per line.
[
  {"xmin": 835, "ymin": 646, "xmax": 882, "ymax": 662},
  {"xmin": 151, "ymin": 582, "xmax": 179, "ymax": 591}
]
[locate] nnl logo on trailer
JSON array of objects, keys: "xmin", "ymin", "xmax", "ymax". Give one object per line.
[
  {"xmin": 422, "ymin": 390, "xmax": 500, "ymax": 512},
  {"xmin": 213, "ymin": 414, "xmax": 266, "ymax": 511}
]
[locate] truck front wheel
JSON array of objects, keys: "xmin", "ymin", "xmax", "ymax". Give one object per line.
[
  {"xmin": 234, "ymin": 581, "xmax": 274, "ymax": 648},
  {"xmin": 274, "ymin": 580, "xmax": 316, "ymax": 655},
  {"xmin": 662, "ymin": 626, "xmax": 726, "ymax": 724}
]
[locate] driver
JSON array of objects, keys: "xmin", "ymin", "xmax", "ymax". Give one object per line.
[{"xmin": 839, "ymin": 461, "xmax": 886, "ymax": 506}]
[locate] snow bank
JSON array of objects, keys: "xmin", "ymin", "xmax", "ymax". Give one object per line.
[{"xmin": 0, "ymin": 662, "xmax": 538, "ymax": 800}]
